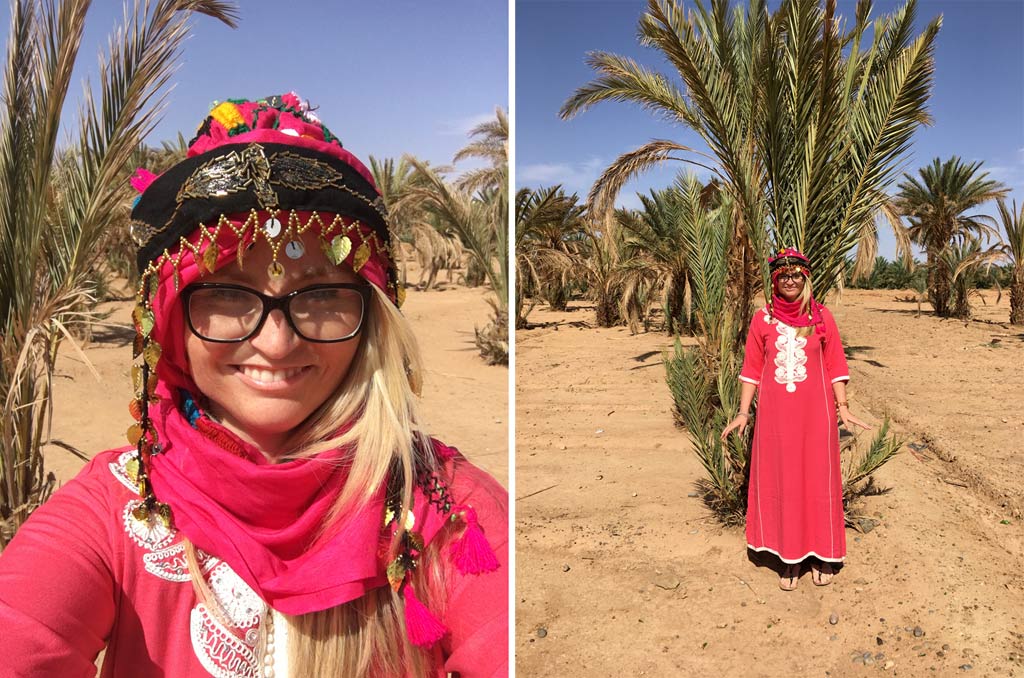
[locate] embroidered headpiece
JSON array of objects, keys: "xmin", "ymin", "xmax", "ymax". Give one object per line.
[{"xmin": 768, "ymin": 247, "xmax": 812, "ymax": 285}]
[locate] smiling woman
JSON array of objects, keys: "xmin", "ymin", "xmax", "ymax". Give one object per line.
[{"xmin": 0, "ymin": 93, "xmax": 508, "ymax": 677}]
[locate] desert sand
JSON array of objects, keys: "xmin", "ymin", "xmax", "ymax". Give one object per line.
[
  {"xmin": 516, "ymin": 289, "xmax": 1023, "ymax": 677},
  {"xmin": 43, "ymin": 270, "xmax": 508, "ymax": 488}
]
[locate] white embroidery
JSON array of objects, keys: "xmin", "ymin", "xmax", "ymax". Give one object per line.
[
  {"xmin": 190, "ymin": 604, "xmax": 261, "ymax": 678},
  {"xmin": 122, "ymin": 500, "xmax": 175, "ymax": 551},
  {"xmin": 772, "ymin": 322, "xmax": 808, "ymax": 392},
  {"xmin": 143, "ymin": 543, "xmax": 219, "ymax": 583},
  {"xmin": 207, "ymin": 562, "xmax": 264, "ymax": 628},
  {"xmin": 109, "ymin": 450, "xmax": 140, "ymax": 493}
]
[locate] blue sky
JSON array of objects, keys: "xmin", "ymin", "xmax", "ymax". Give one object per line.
[
  {"xmin": 0, "ymin": 1, "xmax": 508, "ymax": 169},
  {"xmin": 516, "ymin": 0, "xmax": 1024, "ymax": 260}
]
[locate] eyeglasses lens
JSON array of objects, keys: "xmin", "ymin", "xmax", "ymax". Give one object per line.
[
  {"xmin": 188, "ymin": 287, "xmax": 365, "ymax": 341},
  {"xmin": 290, "ymin": 288, "xmax": 365, "ymax": 341}
]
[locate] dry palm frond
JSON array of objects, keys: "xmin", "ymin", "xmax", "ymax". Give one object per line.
[{"xmin": 0, "ymin": 0, "xmax": 237, "ymax": 548}]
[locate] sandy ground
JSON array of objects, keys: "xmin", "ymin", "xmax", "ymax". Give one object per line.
[
  {"xmin": 516, "ymin": 289, "xmax": 1023, "ymax": 677},
  {"xmin": 43, "ymin": 268, "xmax": 508, "ymax": 487}
]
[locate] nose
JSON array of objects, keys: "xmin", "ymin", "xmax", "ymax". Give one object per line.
[{"xmin": 248, "ymin": 309, "xmax": 301, "ymax": 358}]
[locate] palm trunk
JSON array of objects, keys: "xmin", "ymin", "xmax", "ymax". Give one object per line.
[
  {"xmin": 927, "ymin": 249, "xmax": 952, "ymax": 317},
  {"xmin": 1010, "ymin": 266, "xmax": 1024, "ymax": 325}
]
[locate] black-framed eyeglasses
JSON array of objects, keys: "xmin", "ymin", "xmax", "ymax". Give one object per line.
[
  {"xmin": 777, "ymin": 273, "xmax": 806, "ymax": 283},
  {"xmin": 182, "ymin": 283, "xmax": 371, "ymax": 343}
]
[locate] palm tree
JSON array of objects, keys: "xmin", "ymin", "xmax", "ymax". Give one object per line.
[
  {"xmin": 405, "ymin": 108, "xmax": 509, "ymax": 364},
  {"xmin": 515, "ymin": 185, "xmax": 585, "ymax": 328},
  {"xmin": 893, "ymin": 157, "xmax": 1007, "ymax": 317},
  {"xmin": 562, "ymin": 0, "xmax": 941, "ymax": 321},
  {"xmin": 995, "ymin": 199, "xmax": 1024, "ymax": 324},
  {"xmin": 0, "ymin": 0, "xmax": 237, "ymax": 548},
  {"xmin": 939, "ymin": 239, "xmax": 1006, "ymax": 320},
  {"xmin": 369, "ymin": 155, "xmax": 464, "ymax": 290}
]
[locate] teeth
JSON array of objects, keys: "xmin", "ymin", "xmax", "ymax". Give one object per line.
[{"xmin": 239, "ymin": 366, "xmax": 304, "ymax": 383}]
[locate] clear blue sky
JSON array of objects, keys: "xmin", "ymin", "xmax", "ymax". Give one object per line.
[
  {"xmin": 0, "ymin": 1, "xmax": 508, "ymax": 169},
  {"xmin": 516, "ymin": 0, "xmax": 1024, "ymax": 260}
]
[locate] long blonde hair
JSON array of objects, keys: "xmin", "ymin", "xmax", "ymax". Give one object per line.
[
  {"xmin": 795, "ymin": 276, "xmax": 814, "ymax": 337},
  {"xmin": 184, "ymin": 286, "xmax": 453, "ymax": 677}
]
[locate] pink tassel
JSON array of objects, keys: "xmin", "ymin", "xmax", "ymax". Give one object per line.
[
  {"xmin": 130, "ymin": 168, "xmax": 158, "ymax": 193},
  {"xmin": 449, "ymin": 505, "xmax": 499, "ymax": 575},
  {"xmin": 403, "ymin": 583, "xmax": 446, "ymax": 647}
]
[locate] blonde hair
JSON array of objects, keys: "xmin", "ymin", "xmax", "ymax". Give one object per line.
[
  {"xmin": 795, "ymin": 275, "xmax": 814, "ymax": 337},
  {"xmin": 184, "ymin": 286, "xmax": 455, "ymax": 677}
]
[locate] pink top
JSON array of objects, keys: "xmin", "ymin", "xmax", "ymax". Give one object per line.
[{"xmin": 0, "ymin": 448, "xmax": 508, "ymax": 678}]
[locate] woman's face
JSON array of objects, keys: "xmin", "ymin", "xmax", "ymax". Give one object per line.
[
  {"xmin": 775, "ymin": 270, "xmax": 806, "ymax": 303},
  {"xmin": 184, "ymin": 230, "xmax": 364, "ymax": 457}
]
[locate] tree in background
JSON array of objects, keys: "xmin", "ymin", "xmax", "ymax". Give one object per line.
[
  {"xmin": 407, "ymin": 108, "xmax": 509, "ymax": 365},
  {"xmin": 0, "ymin": 0, "xmax": 237, "ymax": 548},
  {"xmin": 995, "ymin": 199, "xmax": 1024, "ymax": 325},
  {"xmin": 893, "ymin": 157, "xmax": 1007, "ymax": 317},
  {"xmin": 514, "ymin": 185, "xmax": 585, "ymax": 328}
]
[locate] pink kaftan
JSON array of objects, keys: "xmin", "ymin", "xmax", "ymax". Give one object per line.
[
  {"xmin": 739, "ymin": 305, "xmax": 850, "ymax": 563},
  {"xmin": 0, "ymin": 448, "xmax": 508, "ymax": 678}
]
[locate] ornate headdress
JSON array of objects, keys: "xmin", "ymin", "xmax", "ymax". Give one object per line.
[{"xmin": 768, "ymin": 246, "xmax": 811, "ymax": 282}]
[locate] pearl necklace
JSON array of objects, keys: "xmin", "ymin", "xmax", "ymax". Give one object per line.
[{"xmin": 263, "ymin": 606, "xmax": 276, "ymax": 678}]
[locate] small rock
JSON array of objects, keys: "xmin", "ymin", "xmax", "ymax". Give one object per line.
[
  {"xmin": 632, "ymin": 492, "xmax": 638, "ymax": 497},
  {"xmin": 864, "ymin": 656, "xmax": 875, "ymax": 666},
  {"xmin": 914, "ymin": 626, "xmax": 925, "ymax": 638},
  {"xmin": 562, "ymin": 564, "xmax": 571, "ymax": 572},
  {"xmin": 829, "ymin": 613, "xmax": 839, "ymax": 625},
  {"xmin": 596, "ymin": 474, "xmax": 604, "ymax": 480},
  {"xmin": 943, "ymin": 644, "xmax": 951, "ymax": 651},
  {"xmin": 884, "ymin": 660, "xmax": 895, "ymax": 670},
  {"xmin": 536, "ymin": 627, "xmax": 548, "ymax": 638},
  {"xmin": 937, "ymin": 651, "xmax": 946, "ymax": 658},
  {"xmin": 595, "ymin": 429, "xmax": 604, "ymax": 434},
  {"xmin": 687, "ymin": 491, "xmax": 699, "ymax": 498},
  {"xmin": 852, "ymin": 656, "xmax": 865, "ymax": 665},
  {"xmin": 960, "ymin": 665, "xmax": 973, "ymax": 671},
  {"xmin": 877, "ymin": 636, "xmax": 885, "ymax": 645},
  {"xmin": 688, "ymin": 529, "xmax": 699, "ymax": 535},
  {"xmin": 876, "ymin": 653, "xmax": 885, "ymax": 661},
  {"xmin": 858, "ymin": 517, "xmax": 878, "ymax": 533}
]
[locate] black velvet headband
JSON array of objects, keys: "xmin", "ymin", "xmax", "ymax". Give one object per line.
[{"xmin": 129, "ymin": 142, "xmax": 390, "ymax": 273}]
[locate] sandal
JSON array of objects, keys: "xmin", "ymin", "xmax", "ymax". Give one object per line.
[
  {"xmin": 779, "ymin": 563, "xmax": 800, "ymax": 591},
  {"xmin": 811, "ymin": 562, "xmax": 835, "ymax": 586}
]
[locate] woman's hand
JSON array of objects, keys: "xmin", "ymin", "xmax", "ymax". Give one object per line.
[
  {"xmin": 720, "ymin": 413, "xmax": 750, "ymax": 441},
  {"xmin": 838, "ymin": 406, "xmax": 871, "ymax": 431}
]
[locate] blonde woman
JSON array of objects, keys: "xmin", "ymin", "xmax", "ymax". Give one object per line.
[
  {"xmin": 722, "ymin": 248, "xmax": 869, "ymax": 591},
  {"xmin": 0, "ymin": 93, "xmax": 507, "ymax": 677}
]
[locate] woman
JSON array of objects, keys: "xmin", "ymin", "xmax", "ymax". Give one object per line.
[
  {"xmin": 721, "ymin": 248, "xmax": 869, "ymax": 591},
  {"xmin": 0, "ymin": 93, "xmax": 507, "ymax": 677}
]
